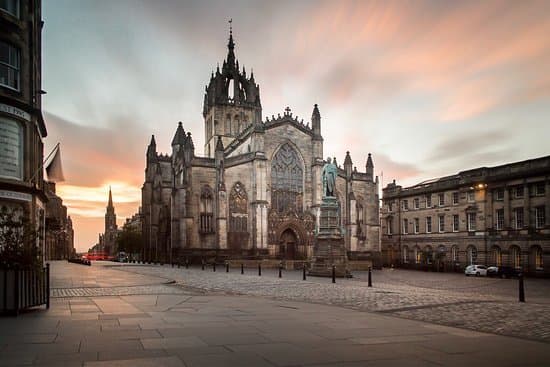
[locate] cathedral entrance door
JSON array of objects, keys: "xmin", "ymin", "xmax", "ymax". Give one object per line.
[{"xmin": 280, "ymin": 228, "xmax": 298, "ymax": 260}]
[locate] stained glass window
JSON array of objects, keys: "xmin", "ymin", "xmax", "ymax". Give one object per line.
[
  {"xmin": 199, "ymin": 186, "xmax": 214, "ymax": 233},
  {"xmin": 229, "ymin": 182, "xmax": 248, "ymax": 232},
  {"xmin": 271, "ymin": 144, "xmax": 303, "ymax": 213}
]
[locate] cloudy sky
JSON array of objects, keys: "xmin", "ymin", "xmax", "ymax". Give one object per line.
[{"xmin": 41, "ymin": 0, "xmax": 550, "ymax": 252}]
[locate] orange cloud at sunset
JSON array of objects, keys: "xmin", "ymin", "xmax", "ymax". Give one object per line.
[{"xmin": 41, "ymin": 0, "xmax": 550, "ymax": 252}]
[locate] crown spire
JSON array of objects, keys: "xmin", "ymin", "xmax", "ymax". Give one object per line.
[{"xmin": 227, "ymin": 18, "xmax": 236, "ymax": 66}]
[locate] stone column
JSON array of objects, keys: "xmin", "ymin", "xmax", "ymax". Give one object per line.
[
  {"xmin": 217, "ymin": 190, "xmax": 227, "ymax": 249},
  {"xmin": 349, "ymin": 194, "xmax": 357, "ymax": 252}
]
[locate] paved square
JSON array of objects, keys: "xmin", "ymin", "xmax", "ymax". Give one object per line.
[{"xmin": 1, "ymin": 261, "xmax": 549, "ymax": 366}]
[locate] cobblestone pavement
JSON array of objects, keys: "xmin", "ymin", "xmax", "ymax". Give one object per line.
[
  {"xmin": 49, "ymin": 262, "xmax": 205, "ymax": 298},
  {"xmin": 114, "ymin": 264, "xmax": 550, "ymax": 343},
  {"xmin": 50, "ymin": 261, "xmax": 168, "ymax": 289},
  {"xmin": 51, "ymin": 284, "xmax": 195, "ymax": 298}
]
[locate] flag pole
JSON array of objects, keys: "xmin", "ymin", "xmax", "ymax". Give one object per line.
[{"xmin": 30, "ymin": 142, "xmax": 60, "ymax": 183}]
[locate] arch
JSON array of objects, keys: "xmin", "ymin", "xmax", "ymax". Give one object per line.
[
  {"xmin": 466, "ymin": 245, "xmax": 477, "ymax": 264},
  {"xmin": 413, "ymin": 245, "xmax": 422, "ymax": 264},
  {"xmin": 228, "ymin": 182, "xmax": 249, "ymax": 250},
  {"xmin": 234, "ymin": 114, "xmax": 241, "ymax": 134},
  {"xmin": 278, "ymin": 227, "xmax": 299, "ymax": 260},
  {"xmin": 356, "ymin": 195, "xmax": 365, "ymax": 238},
  {"xmin": 491, "ymin": 245, "xmax": 502, "ymax": 266},
  {"xmin": 225, "ymin": 114, "xmax": 231, "ymax": 134},
  {"xmin": 402, "ymin": 245, "xmax": 409, "ymax": 263},
  {"xmin": 199, "ymin": 185, "xmax": 214, "ymax": 234},
  {"xmin": 424, "ymin": 245, "xmax": 434, "ymax": 264},
  {"xmin": 451, "ymin": 245, "xmax": 459, "ymax": 263},
  {"xmin": 271, "ymin": 143, "xmax": 304, "ymax": 213},
  {"xmin": 509, "ymin": 245, "xmax": 521, "ymax": 269},
  {"xmin": 270, "ymin": 140, "xmax": 306, "ymax": 166},
  {"xmin": 530, "ymin": 245, "xmax": 543, "ymax": 270}
]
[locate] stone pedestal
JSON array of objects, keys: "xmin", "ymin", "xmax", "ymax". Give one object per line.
[{"xmin": 309, "ymin": 197, "xmax": 351, "ymax": 278}]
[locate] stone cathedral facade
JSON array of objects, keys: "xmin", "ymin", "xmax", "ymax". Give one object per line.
[{"xmin": 141, "ymin": 30, "xmax": 380, "ymax": 264}]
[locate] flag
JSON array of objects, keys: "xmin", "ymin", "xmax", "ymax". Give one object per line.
[{"xmin": 45, "ymin": 145, "xmax": 65, "ymax": 182}]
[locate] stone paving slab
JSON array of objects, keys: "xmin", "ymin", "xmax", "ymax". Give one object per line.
[{"xmin": 3, "ymin": 261, "xmax": 548, "ymax": 366}]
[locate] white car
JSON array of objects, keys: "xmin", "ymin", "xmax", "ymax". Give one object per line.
[{"xmin": 465, "ymin": 264, "xmax": 488, "ymax": 276}]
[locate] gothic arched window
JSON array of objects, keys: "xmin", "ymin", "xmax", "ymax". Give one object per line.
[
  {"xmin": 271, "ymin": 144, "xmax": 303, "ymax": 213},
  {"xmin": 229, "ymin": 182, "xmax": 248, "ymax": 233},
  {"xmin": 199, "ymin": 186, "xmax": 214, "ymax": 234},
  {"xmin": 225, "ymin": 114, "xmax": 231, "ymax": 135}
]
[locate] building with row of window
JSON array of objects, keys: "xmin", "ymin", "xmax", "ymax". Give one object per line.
[
  {"xmin": 381, "ymin": 156, "xmax": 550, "ymax": 276},
  {"xmin": 141, "ymin": 28, "xmax": 381, "ymax": 264},
  {"xmin": 0, "ymin": 0, "xmax": 48, "ymax": 261},
  {"xmin": 44, "ymin": 181, "xmax": 74, "ymax": 260}
]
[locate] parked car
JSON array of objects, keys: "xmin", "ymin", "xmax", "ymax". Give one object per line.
[
  {"xmin": 116, "ymin": 252, "xmax": 128, "ymax": 263},
  {"xmin": 487, "ymin": 266, "xmax": 521, "ymax": 278},
  {"xmin": 465, "ymin": 264, "xmax": 488, "ymax": 276}
]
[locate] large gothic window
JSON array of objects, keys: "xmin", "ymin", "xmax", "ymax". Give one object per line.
[
  {"xmin": 199, "ymin": 186, "xmax": 214, "ymax": 234},
  {"xmin": 271, "ymin": 144, "xmax": 304, "ymax": 213},
  {"xmin": 229, "ymin": 182, "xmax": 248, "ymax": 233}
]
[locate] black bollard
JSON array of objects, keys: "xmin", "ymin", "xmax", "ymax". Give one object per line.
[
  {"xmin": 241, "ymin": 263, "xmax": 244, "ymax": 274},
  {"xmin": 332, "ymin": 265, "xmax": 336, "ymax": 283},
  {"xmin": 226, "ymin": 263, "xmax": 229, "ymax": 273},
  {"xmin": 213, "ymin": 262, "xmax": 216, "ymax": 272},
  {"xmin": 519, "ymin": 272, "xmax": 525, "ymax": 302},
  {"xmin": 201, "ymin": 260, "xmax": 205, "ymax": 271},
  {"xmin": 185, "ymin": 259, "xmax": 189, "ymax": 269},
  {"xmin": 303, "ymin": 264, "xmax": 307, "ymax": 280},
  {"xmin": 279, "ymin": 264, "xmax": 282, "ymax": 278},
  {"xmin": 258, "ymin": 263, "xmax": 262, "ymax": 276},
  {"xmin": 368, "ymin": 267, "xmax": 372, "ymax": 287},
  {"xmin": 172, "ymin": 262, "xmax": 174, "ymax": 268}
]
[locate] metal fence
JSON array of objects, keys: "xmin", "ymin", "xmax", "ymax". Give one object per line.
[{"xmin": 0, "ymin": 263, "xmax": 50, "ymax": 315}]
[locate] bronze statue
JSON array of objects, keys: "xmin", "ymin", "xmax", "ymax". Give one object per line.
[{"xmin": 322, "ymin": 157, "xmax": 337, "ymax": 197}]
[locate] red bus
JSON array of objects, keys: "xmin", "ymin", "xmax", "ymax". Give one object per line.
[{"xmin": 84, "ymin": 252, "xmax": 114, "ymax": 261}]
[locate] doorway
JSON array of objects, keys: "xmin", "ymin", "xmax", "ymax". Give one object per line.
[{"xmin": 280, "ymin": 228, "xmax": 298, "ymax": 260}]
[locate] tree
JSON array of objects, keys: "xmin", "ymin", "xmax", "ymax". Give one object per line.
[
  {"xmin": 0, "ymin": 207, "xmax": 41, "ymax": 269},
  {"xmin": 116, "ymin": 227, "xmax": 143, "ymax": 256}
]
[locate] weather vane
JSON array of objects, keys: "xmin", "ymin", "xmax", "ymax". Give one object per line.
[{"xmin": 229, "ymin": 18, "xmax": 233, "ymax": 34}]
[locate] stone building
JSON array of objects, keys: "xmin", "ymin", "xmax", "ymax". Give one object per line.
[
  {"xmin": 0, "ymin": 0, "xmax": 47, "ymax": 259},
  {"xmin": 123, "ymin": 208, "xmax": 142, "ymax": 233},
  {"xmin": 99, "ymin": 187, "xmax": 118, "ymax": 256},
  {"xmin": 44, "ymin": 181, "xmax": 74, "ymax": 260},
  {"xmin": 381, "ymin": 156, "xmax": 550, "ymax": 276},
  {"xmin": 142, "ymin": 29, "xmax": 380, "ymax": 265}
]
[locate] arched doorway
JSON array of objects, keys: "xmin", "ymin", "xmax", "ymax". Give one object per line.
[{"xmin": 279, "ymin": 228, "xmax": 298, "ymax": 260}]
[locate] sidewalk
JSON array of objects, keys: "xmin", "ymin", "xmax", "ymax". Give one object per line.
[{"xmin": 0, "ymin": 262, "xmax": 548, "ymax": 366}]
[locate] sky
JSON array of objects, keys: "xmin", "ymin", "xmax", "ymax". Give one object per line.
[{"xmin": 41, "ymin": 0, "xmax": 550, "ymax": 252}]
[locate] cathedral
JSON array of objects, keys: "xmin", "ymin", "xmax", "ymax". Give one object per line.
[{"xmin": 141, "ymin": 28, "xmax": 380, "ymax": 265}]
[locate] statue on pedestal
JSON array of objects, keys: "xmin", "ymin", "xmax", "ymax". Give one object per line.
[
  {"xmin": 322, "ymin": 157, "xmax": 337, "ymax": 198},
  {"xmin": 309, "ymin": 155, "xmax": 351, "ymax": 278}
]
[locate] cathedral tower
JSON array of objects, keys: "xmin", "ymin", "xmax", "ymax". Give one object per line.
[
  {"xmin": 104, "ymin": 187, "xmax": 118, "ymax": 255},
  {"xmin": 202, "ymin": 22, "xmax": 262, "ymax": 157}
]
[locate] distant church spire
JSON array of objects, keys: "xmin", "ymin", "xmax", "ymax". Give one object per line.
[{"xmin": 107, "ymin": 186, "xmax": 113, "ymax": 209}]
